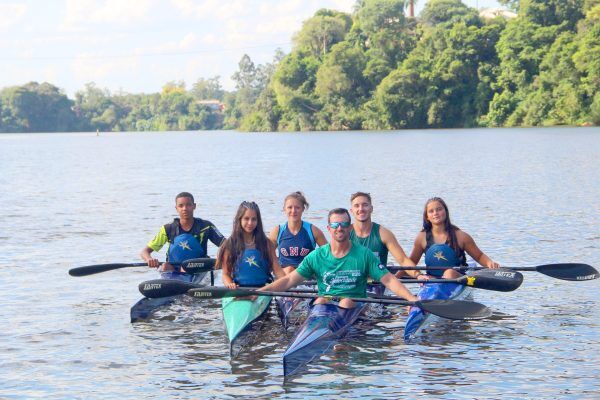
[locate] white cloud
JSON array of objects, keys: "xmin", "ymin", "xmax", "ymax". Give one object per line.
[
  {"xmin": 0, "ymin": 3, "xmax": 27, "ymax": 30},
  {"xmin": 61, "ymin": 0, "xmax": 154, "ymax": 30},
  {"xmin": 71, "ymin": 52, "xmax": 140, "ymax": 83},
  {"xmin": 179, "ymin": 32, "xmax": 197, "ymax": 49}
]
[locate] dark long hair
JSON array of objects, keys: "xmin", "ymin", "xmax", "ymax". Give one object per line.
[
  {"xmin": 422, "ymin": 197, "xmax": 462, "ymax": 256},
  {"xmin": 217, "ymin": 201, "xmax": 272, "ymax": 269}
]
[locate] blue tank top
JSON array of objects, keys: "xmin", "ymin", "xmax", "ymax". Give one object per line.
[
  {"xmin": 234, "ymin": 248, "xmax": 272, "ymax": 286},
  {"xmin": 276, "ymin": 221, "xmax": 316, "ymax": 267},
  {"xmin": 424, "ymin": 230, "xmax": 467, "ymax": 277}
]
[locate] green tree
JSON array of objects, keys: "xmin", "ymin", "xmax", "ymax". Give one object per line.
[
  {"xmin": 191, "ymin": 76, "xmax": 224, "ymax": 100},
  {"xmin": 293, "ymin": 9, "xmax": 352, "ymax": 58},
  {"xmin": 1, "ymin": 82, "xmax": 77, "ymax": 132}
]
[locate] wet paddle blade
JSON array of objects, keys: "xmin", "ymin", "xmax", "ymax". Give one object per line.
[
  {"xmin": 536, "ymin": 263, "xmax": 599, "ymax": 281},
  {"xmin": 462, "ymin": 269, "xmax": 524, "ymax": 292},
  {"xmin": 417, "ymin": 299, "xmax": 492, "ymax": 320},
  {"xmin": 139, "ymin": 279, "xmax": 200, "ymax": 298},
  {"xmin": 187, "ymin": 287, "xmax": 255, "ymax": 299},
  {"xmin": 182, "ymin": 258, "xmax": 216, "ymax": 274},
  {"xmin": 69, "ymin": 263, "xmax": 146, "ymax": 276}
]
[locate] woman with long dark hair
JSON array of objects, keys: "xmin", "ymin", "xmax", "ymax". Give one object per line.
[
  {"xmin": 409, "ymin": 197, "xmax": 500, "ymax": 279},
  {"xmin": 219, "ymin": 201, "xmax": 285, "ymax": 288}
]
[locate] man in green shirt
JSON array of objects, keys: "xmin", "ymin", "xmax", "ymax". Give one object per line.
[{"xmin": 259, "ymin": 208, "xmax": 418, "ymax": 308}]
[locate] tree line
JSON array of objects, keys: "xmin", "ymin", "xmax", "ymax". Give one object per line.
[{"xmin": 1, "ymin": 0, "xmax": 597, "ymax": 133}]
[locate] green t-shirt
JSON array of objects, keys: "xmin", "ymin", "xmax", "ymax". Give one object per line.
[{"xmin": 296, "ymin": 243, "xmax": 388, "ymax": 298}]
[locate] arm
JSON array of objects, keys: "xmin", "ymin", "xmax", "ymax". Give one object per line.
[
  {"xmin": 458, "ymin": 231, "xmax": 500, "ymax": 268},
  {"xmin": 380, "ymin": 273, "xmax": 418, "ymax": 302},
  {"xmin": 140, "ymin": 227, "xmax": 172, "ymax": 270},
  {"xmin": 208, "ymin": 224, "xmax": 225, "ymax": 247},
  {"xmin": 409, "ymin": 232, "xmax": 426, "ymax": 264},
  {"xmin": 140, "ymin": 246, "xmax": 160, "ymax": 268},
  {"xmin": 267, "ymin": 225, "xmax": 279, "ymax": 244},
  {"xmin": 379, "ymin": 226, "xmax": 420, "ymax": 278},
  {"xmin": 269, "ymin": 241, "xmax": 286, "ymax": 280},
  {"xmin": 311, "ymin": 225, "xmax": 328, "ymax": 246},
  {"xmin": 259, "ymin": 270, "xmax": 305, "ymax": 292}
]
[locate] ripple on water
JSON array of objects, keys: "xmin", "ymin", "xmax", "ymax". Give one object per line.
[{"xmin": 1, "ymin": 129, "xmax": 599, "ymax": 399}]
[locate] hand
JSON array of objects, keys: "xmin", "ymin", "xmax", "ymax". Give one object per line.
[
  {"xmin": 159, "ymin": 262, "xmax": 175, "ymax": 272},
  {"xmin": 223, "ymin": 281, "xmax": 238, "ymax": 289},
  {"xmin": 488, "ymin": 261, "xmax": 500, "ymax": 269},
  {"xmin": 147, "ymin": 258, "xmax": 160, "ymax": 268},
  {"xmin": 416, "ymin": 273, "xmax": 431, "ymax": 281}
]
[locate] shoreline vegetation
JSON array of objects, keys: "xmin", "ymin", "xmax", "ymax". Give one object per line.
[{"xmin": 1, "ymin": 0, "xmax": 598, "ymax": 134}]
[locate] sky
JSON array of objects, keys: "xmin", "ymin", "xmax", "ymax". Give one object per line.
[{"xmin": 0, "ymin": 0, "xmax": 503, "ymax": 97}]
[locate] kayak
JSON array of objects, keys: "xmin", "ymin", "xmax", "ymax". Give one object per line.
[
  {"xmin": 222, "ymin": 294, "xmax": 272, "ymax": 357},
  {"xmin": 283, "ymin": 283, "xmax": 385, "ymax": 376},
  {"xmin": 403, "ymin": 271, "xmax": 473, "ymax": 342},
  {"xmin": 275, "ymin": 283, "xmax": 313, "ymax": 330},
  {"xmin": 130, "ymin": 271, "xmax": 210, "ymax": 322}
]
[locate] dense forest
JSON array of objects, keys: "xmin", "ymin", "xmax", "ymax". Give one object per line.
[{"xmin": 1, "ymin": 0, "xmax": 598, "ymax": 133}]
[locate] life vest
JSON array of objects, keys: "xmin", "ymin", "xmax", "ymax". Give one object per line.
[
  {"xmin": 234, "ymin": 248, "xmax": 272, "ymax": 286},
  {"xmin": 424, "ymin": 230, "xmax": 467, "ymax": 277},
  {"xmin": 165, "ymin": 218, "xmax": 207, "ymax": 265}
]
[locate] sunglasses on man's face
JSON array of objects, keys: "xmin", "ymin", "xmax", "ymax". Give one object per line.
[{"xmin": 328, "ymin": 221, "xmax": 351, "ymax": 229}]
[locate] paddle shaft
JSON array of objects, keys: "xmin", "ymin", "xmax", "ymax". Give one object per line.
[
  {"xmin": 187, "ymin": 287, "xmax": 492, "ymax": 320},
  {"xmin": 386, "ymin": 262, "xmax": 598, "ymax": 281},
  {"xmin": 69, "ymin": 257, "xmax": 215, "ymax": 277}
]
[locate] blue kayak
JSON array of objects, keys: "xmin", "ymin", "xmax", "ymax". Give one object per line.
[
  {"xmin": 283, "ymin": 284, "xmax": 385, "ymax": 376},
  {"xmin": 404, "ymin": 279, "xmax": 471, "ymax": 342},
  {"xmin": 130, "ymin": 271, "xmax": 209, "ymax": 322},
  {"xmin": 275, "ymin": 283, "xmax": 314, "ymax": 330}
]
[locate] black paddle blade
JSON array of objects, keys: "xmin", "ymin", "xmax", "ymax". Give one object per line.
[
  {"xmin": 417, "ymin": 299, "xmax": 492, "ymax": 320},
  {"xmin": 463, "ymin": 269, "xmax": 524, "ymax": 292},
  {"xmin": 69, "ymin": 263, "xmax": 143, "ymax": 277},
  {"xmin": 138, "ymin": 279, "xmax": 200, "ymax": 298},
  {"xmin": 187, "ymin": 287, "xmax": 254, "ymax": 299},
  {"xmin": 536, "ymin": 263, "xmax": 599, "ymax": 281},
  {"xmin": 182, "ymin": 258, "xmax": 216, "ymax": 274}
]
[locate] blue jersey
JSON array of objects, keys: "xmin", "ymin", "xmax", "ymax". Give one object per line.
[
  {"xmin": 424, "ymin": 230, "xmax": 467, "ymax": 277},
  {"xmin": 234, "ymin": 248, "xmax": 272, "ymax": 286},
  {"xmin": 276, "ymin": 221, "xmax": 316, "ymax": 267}
]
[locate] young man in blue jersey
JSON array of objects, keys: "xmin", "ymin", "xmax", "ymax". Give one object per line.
[
  {"xmin": 349, "ymin": 192, "xmax": 421, "ymax": 278},
  {"xmin": 140, "ymin": 192, "xmax": 224, "ymax": 275}
]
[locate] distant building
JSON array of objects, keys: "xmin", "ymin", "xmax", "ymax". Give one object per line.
[
  {"xmin": 479, "ymin": 7, "xmax": 517, "ymax": 20},
  {"xmin": 197, "ymin": 99, "xmax": 225, "ymax": 112}
]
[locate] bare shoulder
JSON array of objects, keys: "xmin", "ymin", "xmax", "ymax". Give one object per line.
[
  {"xmin": 378, "ymin": 224, "xmax": 398, "ymax": 243},
  {"xmin": 455, "ymin": 229, "xmax": 475, "ymax": 245},
  {"xmin": 268, "ymin": 225, "xmax": 280, "ymax": 241},
  {"xmin": 414, "ymin": 231, "xmax": 426, "ymax": 247}
]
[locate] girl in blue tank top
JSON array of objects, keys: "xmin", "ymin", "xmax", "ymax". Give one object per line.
[
  {"xmin": 268, "ymin": 192, "xmax": 327, "ymax": 274},
  {"xmin": 219, "ymin": 201, "xmax": 285, "ymax": 288},
  {"xmin": 410, "ymin": 197, "xmax": 500, "ymax": 279}
]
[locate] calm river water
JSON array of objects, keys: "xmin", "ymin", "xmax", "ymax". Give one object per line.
[{"xmin": 1, "ymin": 128, "xmax": 599, "ymax": 399}]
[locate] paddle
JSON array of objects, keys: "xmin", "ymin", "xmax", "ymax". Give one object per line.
[
  {"xmin": 186, "ymin": 287, "xmax": 492, "ymax": 320},
  {"xmin": 139, "ymin": 279, "xmax": 204, "ymax": 298},
  {"xmin": 386, "ymin": 263, "xmax": 599, "ymax": 281},
  {"xmin": 303, "ymin": 269, "xmax": 522, "ymax": 292},
  {"xmin": 69, "ymin": 257, "xmax": 216, "ymax": 277}
]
